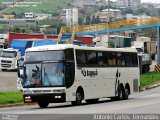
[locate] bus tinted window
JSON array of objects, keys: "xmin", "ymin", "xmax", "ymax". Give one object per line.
[
  {"xmin": 76, "ymin": 50, "xmax": 138, "ymax": 68},
  {"xmin": 76, "ymin": 50, "xmax": 86, "ymax": 66},
  {"xmin": 107, "ymin": 52, "xmax": 116, "ymax": 66},
  {"xmin": 97, "ymin": 52, "xmax": 108, "ymax": 66},
  {"xmin": 125, "ymin": 53, "xmax": 133, "ymax": 66},
  {"xmin": 132, "ymin": 53, "xmax": 138, "ymax": 66},
  {"xmin": 116, "ymin": 52, "xmax": 125, "ymax": 66},
  {"xmin": 86, "ymin": 51, "xmax": 97, "ymax": 65}
]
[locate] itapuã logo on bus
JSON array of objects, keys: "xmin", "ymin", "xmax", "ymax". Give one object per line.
[{"xmin": 81, "ymin": 69, "xmax": 98, "ymax": 77}]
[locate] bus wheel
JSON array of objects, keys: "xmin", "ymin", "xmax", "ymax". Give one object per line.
[
  {"xmin": 85, "ymin": 99, "xmax": 99, "ymax": 104},
  {"xmin": 118, "ymin": 85, "xmax": 125, "ymax": 100},
  {"xmin": 72, "ymin": 90, "xmax": 83, "ymax": 106},
  {"xmin": 124, "ymin": 88, "xmax": 129, "ymax": 100},
  {"xmin": 2, "ymin": 69, "xmax": 7, "ymax": 71},
  {"xmin": 37, "ymin": 102, "xmax": 49, "ymax": 108}
]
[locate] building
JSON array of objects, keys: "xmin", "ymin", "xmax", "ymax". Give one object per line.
[
  {"xmin": 2, "ymin": 14, "xmax": 15, "ymax": 19},
  {"xmin": 116, "ymin": 0, "xmax": 141, "ymax": 8},
  {"xmin": 40, "ymin": 25, "xmax": 57, "ymax": 34},
  {"xmin": 126, "ymin": 14, "xmax": 158, "ymax": 26},
  {"xmin": 25, "ymin": 12, "xmax": 34, "ymax": 19},
  {"xmin": 73, "ymin": 0, "xmax": 96, "ymax": 8},
  {"xmin": 0, "ymin": 18, "xmax": 38, "ymax": 27},
  {"xmin": 61, "ymin": 8, "xmax": 78, "ymax": 27},
  {"xmin": 35, "ymin": 14, "xmax": 52, "ymax": 21},
  {"xmin": 97, "ymin": 9, "xmax": 122, "ymax": 22}
]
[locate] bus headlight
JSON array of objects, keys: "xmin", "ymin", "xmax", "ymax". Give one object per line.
[
  {"xmin": 53, "ymin": 89, "xmax": 65, "ymax": 93},
  {"xmin": 23, "ymin": 90, "xmax": 33, "ymax": 94}
]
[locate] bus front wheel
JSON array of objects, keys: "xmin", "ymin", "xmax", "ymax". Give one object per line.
[
  {"xmin": 71, "ymin": 90, "xmax": 83, "ymax": 106},
  {"xmin": 37, "ymin": 102, "xmax": 49, "ymax": 108}
]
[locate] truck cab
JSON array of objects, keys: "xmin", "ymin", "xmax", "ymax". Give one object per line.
[
  {"xmin": 132, "ymin": 46, "xmax": 152, "ymax": 73},
  {"xmin": 0, "ymin": 48, "xmax": 21, "ymax": 71}
]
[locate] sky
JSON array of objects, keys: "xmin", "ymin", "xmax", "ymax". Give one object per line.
[
  {"xmin": 111, "ymin": 0, "xmax": 160, "ymax": 3},
  {"xmin": 141, "ymin": 0, "xmax": 160, "ymax": 3}
]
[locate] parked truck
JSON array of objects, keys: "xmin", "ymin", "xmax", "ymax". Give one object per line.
[
  {"xmin": 132, "ymin": 46, "xmax": 152, "ymax": 73},
  {"xmin": 0, "ymin": 48, "xmax": 21, "ymax": 71},
  {"xmin": 133, "ymin": 37, "xmax": 156, "ymax": 60},
  {"xmin": 93, "ymin": 35, "xmax": 132, "ymax": 48}
]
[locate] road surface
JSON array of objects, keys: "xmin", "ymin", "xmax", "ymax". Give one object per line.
[
  {"xmin": 0, "ymin": 70, "xmax": 17, "ymax": 91},
  {"xmin": 0, "ymin": 87, "xmax": 160, "ymax": 120}
]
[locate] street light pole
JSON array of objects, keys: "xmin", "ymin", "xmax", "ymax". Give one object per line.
[{"xmin": 107, "ymin": 0, "xmax": 110, "ymax": 47}]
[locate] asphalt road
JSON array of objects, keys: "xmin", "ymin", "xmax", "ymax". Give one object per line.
[
  {"xmin": 0, "ymin": 69, "xmax": 18, "ymax": 91},
  {"xmin": 0, "ymin": 87, "xmax": 160, "ymax": 120}
]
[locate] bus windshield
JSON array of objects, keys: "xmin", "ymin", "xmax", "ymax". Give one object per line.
[
  {"xmin": 25, "ymin": 51, "xmax": 64, "ymax": 62},
  {"xmin": 23, "ymin": 62, "xmax": 64, "ymax": 88}
]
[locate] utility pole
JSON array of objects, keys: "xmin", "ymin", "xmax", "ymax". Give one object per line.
[
  {"xmin": 107, "ymin": 0, "xmax": 111, "ymax": 47},
  {"xmin": 157, "ymin": 26, "xmax": 160, "ymax": 64}
]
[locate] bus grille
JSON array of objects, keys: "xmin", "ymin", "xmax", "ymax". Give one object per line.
[
  {"xmin": 1, "ymin": 60, "xmax": 12, "ymax": 63},
  {"xmin": 33, "ymin": 90, "xmax": 52, "ymax": 93},
  {"xmin": 1, "ymin": 64, "xmax": 11, "ymax": 68}
]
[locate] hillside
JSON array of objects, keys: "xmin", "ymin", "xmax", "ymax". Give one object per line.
[{"xmin": 0, "ymin": 0, "xmax": 73, "ymax": 14}]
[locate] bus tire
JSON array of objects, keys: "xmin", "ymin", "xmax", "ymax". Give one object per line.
[
  {"xmin": 85, "ymin": 98, "xmax": 99, "ymax": 104},
  {"xmin": 124, "ymin": 88, "xmax": 129, "ymax": 100},
  {"xmin": 37, "ymin": 102, "xmax": 49, "ymax": 108},
  {"xmin": 2, "ymin": 69, "xmax": 7, "ymax": 71},
  {"xmin": 118, "ymin": 85, "xmax": 125, "ymax": 100},
  {"xmin": 124, "ymin": 84, "xmax": 130, "ymax": 100},
  {"xmin": 71, "ymin": 89, "xmax": 83, "ymax": 106}
]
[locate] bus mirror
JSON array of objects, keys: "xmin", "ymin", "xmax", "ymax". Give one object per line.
[
  {"xmin": 17, "ymin": 68, "xmax": 24, "ymax": 79},
  {"xmin": 17, "ymin": 58, "xmax": 24, "ymax": 67},
  {"xmin": 17, "ymin": 58, "xmax": 24, "ymax": 79}
]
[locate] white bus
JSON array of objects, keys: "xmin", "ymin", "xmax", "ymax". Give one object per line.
[{"xmin": 18, "ymin": 44, "xmax": 140, "ymax": 108}]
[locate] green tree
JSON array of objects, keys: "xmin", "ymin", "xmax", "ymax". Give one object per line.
[
  {"xmin": 78, "ymin": 16, "xmax": 84, "ymax": 25},
  {"xmin": 122, "ymin": 8, "xmax": 134, "ymax": 15},
  {"xmin": 91, "ymin": 15, "xmax": 97, "ymax": 24},
  {"xmin": 85, "ymin": 16, "xmax": 91, "ymax": 25},
  {"xmin": 157, "ymin": 9, "xmax": 160, "ymax": 16},
  {"xmin": 135, "ymin": 7, "xmax": 150, "ymax": 16}
]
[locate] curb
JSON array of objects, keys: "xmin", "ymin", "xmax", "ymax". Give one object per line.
[
  {"xmin": 0, "ymin": 103, "xmax": 36, "ymax": 108},
  {"xmin": 141, "ymin": 82, "xmax": 160, "ymax": 91}
]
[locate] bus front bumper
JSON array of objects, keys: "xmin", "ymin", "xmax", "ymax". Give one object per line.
[{"xmin": 23, "ymin": 93, "xmax": 66, "ymax": 103}]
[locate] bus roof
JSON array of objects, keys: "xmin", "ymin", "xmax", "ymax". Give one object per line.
[{"xmin": 25, "ymin": 44, "xmax": 137, "ymax": 53}]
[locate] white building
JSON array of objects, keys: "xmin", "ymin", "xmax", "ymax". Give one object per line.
[
  {"xmin": 25, "ymin": 12, "xmax": 34, "ymax": 18},
  {"xmin": 116, "ymin": 0, "xmax": 141, "ymax": 8},
  {"xmin": 98, "ymin": 9, "xmax": 122, "ymax": 22},
  {"xmin": 35, "ymin": 14, "xmax": 52, "ymax": 21}
]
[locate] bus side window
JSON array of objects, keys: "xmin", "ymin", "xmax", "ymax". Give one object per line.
[
  {"xmin": 116, "ymin": 52, "xmax": 125, "ymax": 66},
  {"xmin": 97, "ymin": 52, "xmax": 107, "ymax": 66},
  {"xmin": 86, "ymin": 51, "xmax": 97, "ymax": 65},
  {"xmin": 132, "ymin": 53, "xmax": 138, "ymax": 66},
  {"xmin": 125, "ymin": 53, "xmax": 133, "ymax": 66},
  {"xmin": 107, "ymin": 52, "xmax": 116, "ymax": 66},
  {"xmin": 76, "ymin": 50, "xmax": 86, "ymax": 66}
]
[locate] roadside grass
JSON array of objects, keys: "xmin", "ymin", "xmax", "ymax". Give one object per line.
[
  {"xmin": 140, "ymin": 72, "xmax": 160, "ymax": 87},
  {"xmin": 0, "ymin": 92, "xmax": 23, "ymax": 105}
]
